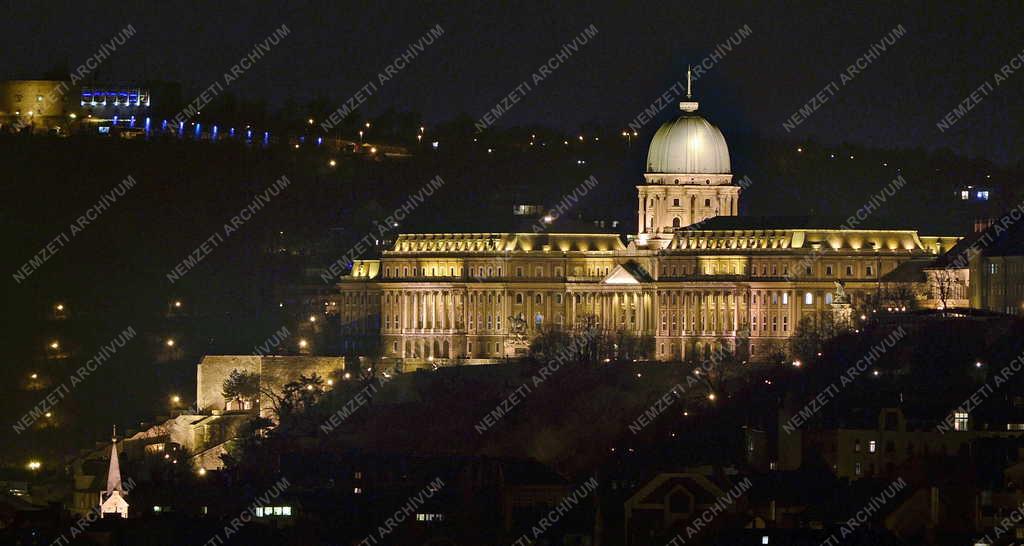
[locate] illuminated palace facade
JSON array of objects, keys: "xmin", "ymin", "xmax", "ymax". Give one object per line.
[{"xmin": 335, "ymin": 95, "xmax": 958, "ymax": 363}]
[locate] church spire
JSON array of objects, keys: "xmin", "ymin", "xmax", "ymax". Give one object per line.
[{"xmin": 106, "ymin": 426, "xmax": 123, "ymax": 494}]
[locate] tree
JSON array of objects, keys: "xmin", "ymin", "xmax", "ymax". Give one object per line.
[
  {"xmin": 789, "ymin": 313, "xmax": 849, "ymax": 362},
  {"xmin": 928, "ymin": 268, "xmax": 962, "ymax": 311},
  {"xmin": 260, "ymin": 373, "xmax": 325, "ymax": 426},
  {"xmin": 222, "ymin": 369, "xmax": 260, "ymax": 410}
]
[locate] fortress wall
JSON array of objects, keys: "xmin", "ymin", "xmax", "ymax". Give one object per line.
[
  {"xmin": 196, "ymin": 355, "xmax": 346, "ymax": 413},
  {"xmin": 196, "ymin": 356, "xmax": 262, "ymax": 411}
]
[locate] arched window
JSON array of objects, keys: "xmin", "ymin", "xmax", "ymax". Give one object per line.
[
  {"xmin": 535, "ymin": 294, "xmax": 543, "ymax": 304},
  {"xmin": 515, "ymin": 293, "xmax": 524, "ymax": 304},
  {"xmin": 804, "ymin": 292, "xmax": 814, "ymax": 305},
  {"xmin": 672, "ymin": 217, "xmax": 681, "ymax": 228},
  {"xmin": 704, "ymin": 198, "xmax": 711, "ymax": 207}
]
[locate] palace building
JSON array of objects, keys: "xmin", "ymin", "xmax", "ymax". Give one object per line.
[{"xmin": 334, "ymin": 85, "xmax": 961, "ymax": 364}]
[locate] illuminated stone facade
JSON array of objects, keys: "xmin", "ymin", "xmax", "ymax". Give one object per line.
[{"xmin": 335, "ymin": 98, "xmax": 959, "ymax": 362}]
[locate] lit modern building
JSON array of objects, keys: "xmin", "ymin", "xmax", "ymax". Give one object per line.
[
  {"xmin": 335, "ymin": 86, "xmax": 960, "ymax": 363},
  {"xmin": 0, "ymin": 79, "xmax": 151, "ymax": 133}
]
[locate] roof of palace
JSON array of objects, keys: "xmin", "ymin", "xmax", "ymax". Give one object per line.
[
  {"xmin": 388, "ymin": 230, "xmax": 626, "ymax": 254},
  {"xmin": 400, "ymin": 214, "xmax": 617, "ymax": 235},
  {"xmin": 681, "ymin": 215, "xmax": 921, "ymax": 232}
]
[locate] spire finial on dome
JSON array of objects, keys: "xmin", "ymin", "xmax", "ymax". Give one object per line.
[{"xmin": 679, "ymin": 65, "xmax": 699, "ymax": 113}]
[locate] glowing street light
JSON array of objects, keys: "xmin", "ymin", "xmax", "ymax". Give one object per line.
[
  {"xmin": 307, "ymin": 118, "xmax": 314, "ymax": 125},
  {"xmin": 329, "ymin": 159, "xmax": 337, "ymax": 167},
  {"xmin": 174, "ymin": 301, "xmax": 182, "ymax": 308},
  {"xmin": 30, "ymin": 373, "xmax": 38, "ymax": 379},
  {"xmin": 171, "ymin": 395, "xmax": 181, "ymax": 404},
  {"xmin": 707, "ymin": 393, "xmax": 717, "ymax": 401},
  {"xmin": 792, "ymin": 360, "xmax": 802, "ymax": 368},
  {"xmin": 975, "ymin": 361, "xmax": 983, "ymax": 368},
  {"xmin": 343, "ymin": 372, "xmax": 351, "ymax": 380},
  {"xmin": 49, "ymin": 341, "xmax": 60, "ymax": 350},
  {"xmin": 27, "ymin": 461, "xmax": 41, "ymax": 471},
  {"xmin": 198, "ymin": 468, "xmax": 207, "ymax": 476},
  {"xmin": 309, "ymin": 315, "xmax": 317, "ymax": 323},
  {"xmin": 56, "ymin": 304, "xmax": 64, "ymax": 311},
  {"xmin": 165, "ymin": 339, "xmax": 175, "ymax": 347},
  {"xmin": 298, "ymin": 339, "xmax": 308, "ymax": 349}
]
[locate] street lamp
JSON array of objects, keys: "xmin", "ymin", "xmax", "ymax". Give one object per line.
[{"xmin": 165, "ymin": 339, "xmax": 175, "ymax": 347}]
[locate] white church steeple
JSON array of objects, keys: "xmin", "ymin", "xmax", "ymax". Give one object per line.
[{"xmin": 100, "ymin": 426, "xmax": 129, "ymax": 519}]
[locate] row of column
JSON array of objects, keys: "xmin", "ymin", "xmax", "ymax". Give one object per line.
[{"xmin": 655, "ymin": 288, "xmax": 743, "ymax": 336}]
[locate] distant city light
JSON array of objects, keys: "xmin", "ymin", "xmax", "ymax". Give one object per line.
[
  {"xmin": 309, "ymin": 315, "xmax": 317, "ymax": 323},
  {"xmin": 707, "ymin": 393, "xmax": 716, "ymax": 401},
  {"xmin": 976, "ymin": 361, "xmax": 983, "ymax": 368},
  {"xmin": 307, "ymin": 118, "xmax": 314, "ymax": 125},
  {"xmin": 49, "ymin": 341, "xmax": 59, "ymax": 350},
  {"xmin": 796, "ymin": 147, "xmax": 803, "ymax": 152},
  {"xmin": 165, "ymin": 339, "xmax": 175, "ymax": 347},
  {"xmin": 198, "ymin": 468, "xmax": 207, "ymax": 476},
  {"xmin": 370, "ymin": 147, "xmax": 377, "ymax": 154},
  {"xmin": 327, "ymin": 379, "xmax": 334, "ymax": 386},
  {"xmin": 329, "ymin": 159, "xmax": 337, "ymax": 167},
  {"xmin": 299, "ymin": 339, "xmax": 308, "ymax": 348},
  {"xmin": 30, "ymin": 373, "xmax": 37, "ymax": 379},
  {"xmin": 171, "ymin": 395, "xmax": 181, "ymax": 404},
  {"xmin": 174, "ymin": 301, "xmax": 182, "ymax": 308},
  {"xmin": 27, "ymin": 461, "xmax": 41, "ymax": 471},
  {"xmin": 56, "ymin": 304, "xmax": 64, "ymax": 311},
  {"xmin": 343, "ymin": 372, "xmax": 351, "ymax": 380},
  {"xmin": 792, "ymin": 360, "xmax": 802, "ymax": 367}
]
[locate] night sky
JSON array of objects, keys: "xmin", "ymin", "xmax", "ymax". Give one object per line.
[{"xmin": 1, "ymin": 1, "xmax": 1022, "ymax": 162}]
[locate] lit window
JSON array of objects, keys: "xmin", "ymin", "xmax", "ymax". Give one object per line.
[
  {"xmin": 960, "ymin": 190, "xmax": 969, "ymax": 200},
  {"xmin": 782, "ymin": 293, "xmax": 789, "ymax": 305},
  {"xmin": 804, "ymin": 292, "xmax": 813, "ymax": 305},
  {"xmin": 869, "ymin": 440, "xmax": 877, "ymax": 453},
  {"xmin": 866, "ymin": 266, "xmax": 874, "ymax": 276},
  {"xmin": 978, "ymin": 190, "xmax": 989, "ymax": 200},
  {"xmin": 854, "ymin": 440, "xmax": 861, "ymax": 452},
  {"xmin": 825, "ymin": 293, "xmax": 833, "ymax": 305},
  {"xmin": 826, "ymin": 266, "xmax": 833, "ymax": 276},
  {"xmin": 955, "ymin": 411, "xmax": 969, "ymax": 431},
  {"xmin": 354, "ymin": 487, "xmax": 363, "ymax": 494},
  {"xmin": 855, "ymin": 463, "xmax": 862, "ymax": 475}
]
